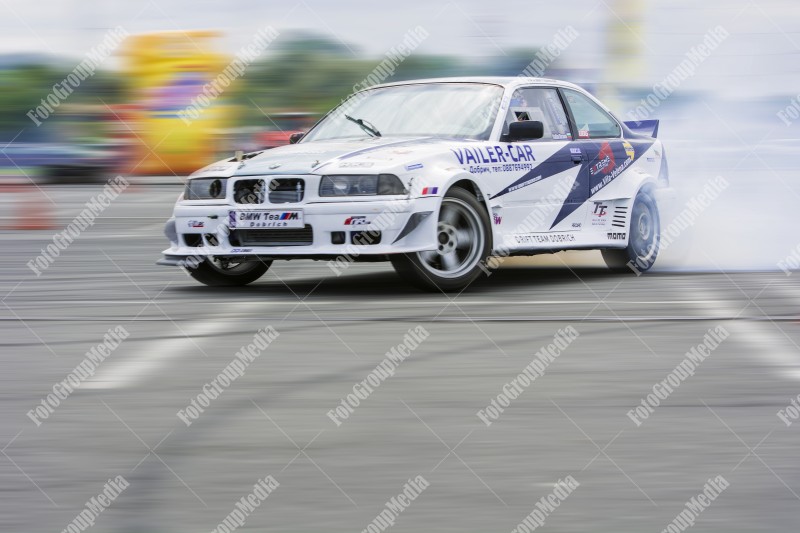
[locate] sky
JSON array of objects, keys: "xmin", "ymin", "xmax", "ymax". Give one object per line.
[{"xmin": 0, "ymin": 0, "xmax": 799, "ymax": 99}]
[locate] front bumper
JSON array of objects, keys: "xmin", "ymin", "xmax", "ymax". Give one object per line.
[{"xmin": 159, "ymin": 198, "xmax": 439, "ymax": 263}]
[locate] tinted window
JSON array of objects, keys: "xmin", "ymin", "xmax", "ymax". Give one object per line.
[
  {"xmin": 562, "ymin": 89, "xmax": 620, "ymax": 139},
  {"xmin": 502, "ymin": 88, "xmax": 572, "ymax": 141}
]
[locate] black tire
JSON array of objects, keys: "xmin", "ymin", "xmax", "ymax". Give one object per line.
[
  {"xmin": 390, "ymin": 187, "xmax": 491, "ymax": 292},
  {"xmin": 602, "ymin": 190, "xmax": 660, "ymax": 273},
  {"xmin": 186, "ymin": 258, "xmax": 271, "ymax": 287}
]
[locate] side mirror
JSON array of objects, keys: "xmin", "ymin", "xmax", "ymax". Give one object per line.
[
  {"xmin": 289, "ymin": 132, "xmax": 305, "ymax": 144},
  {"xmin": 507, "ymin": 120, "xmax": 544, "ymax": 141}
]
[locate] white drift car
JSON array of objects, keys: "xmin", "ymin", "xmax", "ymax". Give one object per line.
[{"xmin": 159, "ymin": 77, "xmax": 673, "ymax": 291}]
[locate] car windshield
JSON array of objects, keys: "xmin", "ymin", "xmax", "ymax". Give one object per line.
[{"xmin": 302, "ymin": 83, "xmax": 504, "ymax": 142}]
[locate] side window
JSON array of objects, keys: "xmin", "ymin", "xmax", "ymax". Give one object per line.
[
  {"xmin": 503, "ymin": 87, "xmax": 572, "ymax": 141},
  {"xmin": 562, "ymin": 89, "xmax": 620, "ymax": 139}
]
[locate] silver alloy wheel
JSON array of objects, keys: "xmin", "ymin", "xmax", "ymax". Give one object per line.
[
  {"xmin": 630, "ymin": 203, "xmax": 656, "ymax": 260},
  {"xmin": 416, "ymin": 197, "xmax": 484, "ymax": 279}
]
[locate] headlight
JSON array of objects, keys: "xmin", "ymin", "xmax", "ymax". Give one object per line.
[
  {"xmin": 319, "ymin": 174, "xmax": 406, "ymax": 197},
  {"xmin": 185, "ymin": 178, "xmax": 227, "ymax": 200}
]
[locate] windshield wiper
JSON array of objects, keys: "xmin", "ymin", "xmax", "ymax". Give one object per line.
[{"xmin": 344, "ymin": 114, "xmax": 381, "ymax": 137}]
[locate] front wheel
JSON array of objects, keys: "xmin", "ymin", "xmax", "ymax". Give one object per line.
[
  {"xmin": 602, "ymin": 190, "xmax": 660, "ymax": 273},
  {"xmin": 186, "ymin": 257, "xmax": 271, "ymax": 287},
  {"xmin": 390, "ymin": 187, "xmax": 491, "ymax": 292}
]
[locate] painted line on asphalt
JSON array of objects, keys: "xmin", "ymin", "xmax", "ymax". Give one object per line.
[
  {"xmin": 694, "ymin": 290, "xmax": 800, "ymax": 381},
  {"xmin": 4, "ymin": 315, "xmax": 797, "ymax": 323},
  {"xmin": 82, "ymin": 301, "xmax": 267, "ymax": 390},
  {"xmin": 0, "ymin": 299, "xmax": 741, "ymax": 306}
]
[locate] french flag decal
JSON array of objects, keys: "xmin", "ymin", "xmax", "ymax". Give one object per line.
[{"xmin": 421, "ymin": 187, "xmax": 438, "ymax": 195}]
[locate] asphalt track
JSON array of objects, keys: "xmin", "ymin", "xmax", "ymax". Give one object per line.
[{"xmin": 2, "ymin": 184, "xmax": 800, "ymax": 532}]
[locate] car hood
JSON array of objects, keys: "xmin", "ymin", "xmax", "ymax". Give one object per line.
[{"xmin": 188, "ymin": 136, "xmax": 457, "ymax": 179}]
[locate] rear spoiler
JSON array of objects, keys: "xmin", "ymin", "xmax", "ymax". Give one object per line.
[{"xmin": 623, "ymin": 119, "xmax": 659, "ymax": 138}]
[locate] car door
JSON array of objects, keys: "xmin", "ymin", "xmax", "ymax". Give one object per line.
[
  {"xmin": 486, "ymin": 86, "xmax": 583, "ymax": 247},
  {"xmin": 556, "ymin": 88, "xmax": 627, "ymax": 233}
]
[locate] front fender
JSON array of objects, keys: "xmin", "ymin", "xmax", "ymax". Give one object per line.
[
  {"xmin": 440, "ymin": 172, "xmax": 497, "ymax": 245},
  {"xmin": 402, "ymin": 170, "xmax": 496, "ymax": 251}
]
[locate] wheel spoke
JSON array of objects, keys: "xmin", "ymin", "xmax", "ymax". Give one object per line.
[
  {"xmin": 419, "ymin": 250, "xmax": 438, "ymax": 265},
  {"xmin": 440, "ymin": 204, "xmax": 459, "ymax": 225},
  {"xmin": 455, "ymin": 229, "xmax": 473, "ymax": 250},
  {"xmin": 441, "ymin": 251, "xmax": 459, "ymax": 271}
]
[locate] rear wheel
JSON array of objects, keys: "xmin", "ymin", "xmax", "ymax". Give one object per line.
[
  {"xmin": 602, "ymin": 190, "xmax": 660, "ymax": 273},
  {"xmin": 390, "ymin": 187, "xmax": 491, "ymax": 292},
  {"xmin": 186, "ymin": 257, "xmax": 271, "ymax": 287}
]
